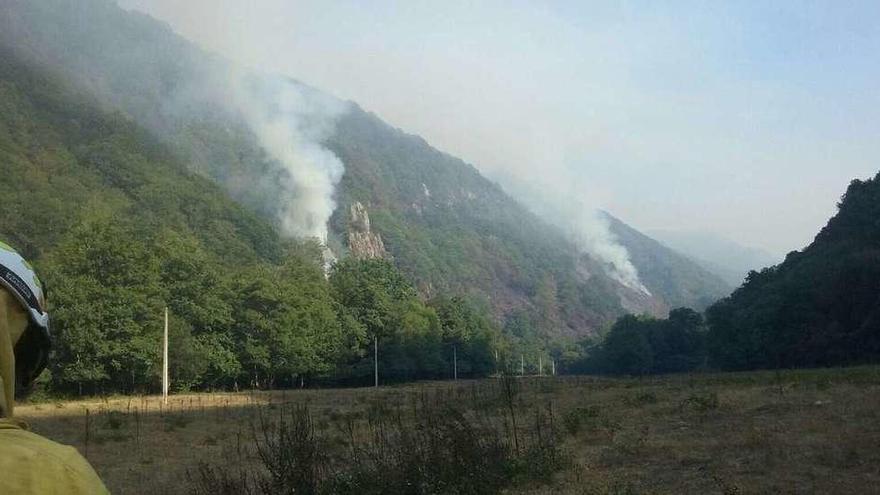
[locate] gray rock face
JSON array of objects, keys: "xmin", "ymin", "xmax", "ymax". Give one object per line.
[{"xmin": 348, "ymin": 202, "xmax": 387, "ymax": 259}]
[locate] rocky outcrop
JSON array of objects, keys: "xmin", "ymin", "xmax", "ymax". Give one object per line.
[{"xmin": 348, "ymin": 202, "xmax": 388, "ymax": 259}]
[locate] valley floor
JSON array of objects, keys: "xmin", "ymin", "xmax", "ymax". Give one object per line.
[{"xmin": 16, "ymin": 367, "xmax": 880, "ymax": 494}]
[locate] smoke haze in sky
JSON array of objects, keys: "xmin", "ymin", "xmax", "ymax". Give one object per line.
[{"xmin": 118, "ymin": 0, "xmax": 880, "ymax": 258}]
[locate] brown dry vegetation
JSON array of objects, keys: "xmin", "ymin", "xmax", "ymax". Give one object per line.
[{"xmin": 15, "ymin": 366, "xmax": 880, "ymax": 494}]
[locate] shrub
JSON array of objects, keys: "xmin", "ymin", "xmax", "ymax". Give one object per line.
[
  {"xmin": 563, "ymin": 406, "xmax": 601, "ymax": 435},
  {"xmin": 191, "ymin": 389, "xmax": 567, "ymax": 495},
  {"xmin": 680, "ymin": 391, "xmax": 719, "ymax": 413}
]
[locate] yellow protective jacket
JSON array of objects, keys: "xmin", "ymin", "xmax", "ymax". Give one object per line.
[
  {"xmin": 0, "ymin": 419, "xmax": 109, "ymax": 494},
  {"xmin": 0, "ymin": 289, "xmax": 109, "ymax": 494}
]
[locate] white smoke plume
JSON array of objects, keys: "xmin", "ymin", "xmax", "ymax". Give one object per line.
[
  {"xmin": 564, "ymin": 205, "xmax": 651, "ymax": 296},
  {"xmin": 498, "ymin": 175, "xmax": 650, "ymax": 296},
  {"xmin": 222, "ymin": 68, "xmax": 349, "ymax": 243},
  {"xmin": 148, "ymin": 56, "xmax": 350, "ymax": 247}
]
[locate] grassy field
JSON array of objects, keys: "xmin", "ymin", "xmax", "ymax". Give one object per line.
[{"xmin": 15, "ymin": 366, "xmax": 880, "ymax": 494}]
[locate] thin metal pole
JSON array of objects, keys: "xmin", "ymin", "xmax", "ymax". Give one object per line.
[
  {"xmin": 374, "ymin": 335, "xmax": 379, "ymax": 388},
  {"xmin": 539, "ymin": 356, "xmax": 543, "ymax": 376},
  {"xmin": 453, "ymin": 345, "xmax": 458, "ymax": 381},
  {"xmin": 520, "ymin": 354, "xmax": 524, "ymax": 376},
  {"xmin": 163, "ymin": 307, "xmax": 169, "ymax": 405}
]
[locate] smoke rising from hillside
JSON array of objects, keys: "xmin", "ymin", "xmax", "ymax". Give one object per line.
[
  {"xmin": 118, "ymin": 0, "xmax": 880, "ymax": 258},
  {"xmin": 500, "ymin": 177, "xmax": 650, "ymax": 295},
  {"xmin": 155, "ymin": 60, "xmax": 349, "ymax": 244},
  {"xmin": 223, "ymin": 69, "xmax": 348, "ymax": 242},
  {"xmin": 572, "ymin": 210, "xmax": 651, "ymax": 296}
]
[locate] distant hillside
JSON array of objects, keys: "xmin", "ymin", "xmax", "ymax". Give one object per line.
[
  {"xmin": 605, "ymin": 215, "xmax": 732, "ymax": 310},
  {"xmin": 647, "ymin": 229, "xmax": 780, "ymax": 287},
  {"xmin": 707, "ymin": 172, "xmax": 880, "ymax": 370},
  {"xmin": 0, "ymin": 0, "xmax": 730, "ymax": 339}
]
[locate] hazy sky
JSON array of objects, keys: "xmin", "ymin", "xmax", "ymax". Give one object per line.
[{"xmin": 118, "ymin": 0, "xmax": 880, "ymax": 257}]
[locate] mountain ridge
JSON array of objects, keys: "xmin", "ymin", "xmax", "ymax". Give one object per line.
[
  {"xmin": 707, "ymin": 172, "xmax": 880, "ymax": 370},
  {"xmin": 0, "ymin": 0, "xmax": 731, "ymax": 338}
]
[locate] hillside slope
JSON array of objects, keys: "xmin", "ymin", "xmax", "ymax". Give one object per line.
[
  {"xmin": 605, "ymin": 214, "xmax": 732, "ymax": 310},
  {"xmin": 0, "ymin": 0, "xmax": 730, "ymax": 337},
  {"xmin": 707, "ymin": 172, "xmax": 880, "ymax": 370},
  {"xmin": 0, "ymin": 45, "xmax": 353, "ymax": 392},
  {"xmin": 327, "ymin": 106, "xmax": 629, "ymax": 332},
  {"xmin": 647, "ymin": 229, "xmax": 780, "ymax": 287},
  {"xmin": 0, "ymin": 46, "xmax": 282, "ymax": 265},
  {"xmin": 0, "ymin": 49, "xmax": 513, "ymax": 393}
]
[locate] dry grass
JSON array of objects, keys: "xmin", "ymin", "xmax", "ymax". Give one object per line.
[{"xmin": 15, "ymin": 366, "xmax": 880, "ymax": 494}]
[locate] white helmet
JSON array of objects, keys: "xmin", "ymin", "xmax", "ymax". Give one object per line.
[{"xmin": 0, "ymin": 240, "xmax": 50, "ymax": 391}]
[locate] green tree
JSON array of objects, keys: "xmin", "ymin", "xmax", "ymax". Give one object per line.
[
  {"xmin": 231, "ymin": 248, "xmax": 344, "ymax": 388},
  {"xmin": 602, "ymin": 315, "xmax": 654, "ymax": 375},
  {"xmin": 43, "ymin": 215, "xmax": 165, "ymax": 393}
]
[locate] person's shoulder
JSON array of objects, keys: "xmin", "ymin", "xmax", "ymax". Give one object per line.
[
  {"xmin": 1, "ymin": 427, "xmax": 81, "ymax": 465},
  {"xmin": 0, "ymin": 426, "xmax": 110, "ymax": 494}
]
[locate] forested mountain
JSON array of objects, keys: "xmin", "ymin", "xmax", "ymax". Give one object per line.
[
  {"xmin": 707, "ymin": 172, "xmax": 880, "ymax": 370},
  {"xmin": 0, "ymin": 45, "xmax": 309, "ymax": 390},
  {"xmin": 0, "ymin": 0, "xmax": 729, "ymax": 355},
  {"xmin": 0, "ymin": 45, "xmax": 507, "ymax": 392}
]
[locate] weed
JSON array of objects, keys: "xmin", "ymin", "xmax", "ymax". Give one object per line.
[
  {"xmin": 581, "ymin": 478, "xmax": 642, "ymax": 495},
  {"xmin": 104, "ymin": 410, "xmax": 126, "ymax": 430},
  {"xmin": 253, "ymin": 406, "xmax": 325, "ymax": 494},
  {"xmin": 22, "ymin": 366, "xmax": 880, "ymax": 494},
  {"xmin": 164, "ymin": 415, "xmax": 193, "ymax": 432},
  {"xmin": 192, "ymin": 387, "xmax": 567, "ymax": 495},
  {"xmin": 710, "ymin": 473, "xmax": 740, "ymax": 495},
  {"xmin": 92, "ymin": 430, "xmax": 132, "ymax": 444},
  {"xmin": 538, "ymin": 378, "xmax": 559, "ymax": 394},
  {"xmin": 508, "ymin": 405, "xmax": 567, "ymax": 483},
  {"xmin": 562, "ymin": 405, "xmax": 601, "ymax": 435},
  {"xmin": 624, "ymin": 392, "xmax": 658, "ymax": 407},
  {"xmin": 680, "ymin": 391, "xmax": 719, "ymax": 413},
  {"xmin": 611, "ymin": 426, "xmax": 649, "ymax": 456},
  {"xmin": 499, "ymin": 373, "xmax": 521, "ymax": 452}
]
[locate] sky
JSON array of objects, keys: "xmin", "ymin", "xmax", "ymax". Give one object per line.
[{"xmin": 118, "ymin": 0, "xmax": 880, "ymax": 257}]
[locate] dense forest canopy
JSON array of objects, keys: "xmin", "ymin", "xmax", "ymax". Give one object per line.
[
  {"xmin": 705, "ymin": 173, "xmax": 880, "ymax": 371},
  {"xmin": 569, "ymin": 308, "xmax": 708, "ymax": 376}
]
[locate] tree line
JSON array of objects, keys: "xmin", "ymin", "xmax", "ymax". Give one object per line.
[
  {"xmin": 39, "ymin": 215, "xmax": 502, "ymax": 394},
  {"xmin": 568, "ymin": 308, "xmax": 708, "ymax": 375}
]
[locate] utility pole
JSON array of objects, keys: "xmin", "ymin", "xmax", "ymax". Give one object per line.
[
  {"xmin": 162, "ymin": 307, "xmax": 169, "ymax": 405},
  {"xmin": 374, "ymin": 335, "xmax": 379, "ymax": 388},
  {"xmin": 453, "ymin": 344, "xmax": 458, "ymax": 381}
]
